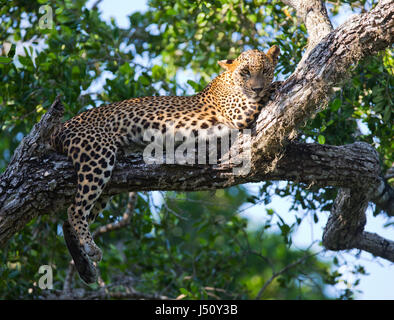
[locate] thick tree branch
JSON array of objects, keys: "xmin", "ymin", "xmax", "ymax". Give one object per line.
[
  {"xmin": 323, "ymin": 188, "xmax": 368, "ymax": 251},
  {"xmin": 1, "ymin": 128, "xmax": 391, "ymax": 255},
  {"xmin": 285, "ymin": 0, "xmax": 394, "ymax": 262},
  {"xmin": 252, "ymin": 0, "xmax": 393, "ymax": 160},
  {"xmin": 323, "ymin": 187, "xmax": 394, "ymax": 262},
  {"xmin": 354, "ymin": 232, "xmax": 394, "ymax": 262},
  {"xmin": 281, "ymin": 0, "xmax": 333, "ymax": 66}
]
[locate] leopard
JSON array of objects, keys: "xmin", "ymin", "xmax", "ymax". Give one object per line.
[{"xmin": 50, "ymin": 45, "xmax": 281, "ymax": 283}]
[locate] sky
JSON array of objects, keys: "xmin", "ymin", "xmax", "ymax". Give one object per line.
[{"xmin": 86, "ymin": 0, "xmax": 394, "ymax": 300}]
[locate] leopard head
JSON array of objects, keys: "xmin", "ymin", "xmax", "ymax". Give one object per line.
[{"xmin": 218, "ymin": 45, "xmax": 280, "ymax": 102}]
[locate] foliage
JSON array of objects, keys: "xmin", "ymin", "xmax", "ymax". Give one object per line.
[
  {"xmin": 0, "ymin": 0, "xmax": 392, "ymax": 299},
  {"xmin": 1, "ymin": 188, "xmax": 331, "ymax": 299}
]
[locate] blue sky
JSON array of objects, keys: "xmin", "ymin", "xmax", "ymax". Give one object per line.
[{"xmin": 86, "ymin": 0, "xmax": 394, "ymax": 300}]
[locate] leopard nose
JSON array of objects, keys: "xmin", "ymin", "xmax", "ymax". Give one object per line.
[{"xmin": 252, "ymin": 87, "xmax": 263, "ymax": 94}]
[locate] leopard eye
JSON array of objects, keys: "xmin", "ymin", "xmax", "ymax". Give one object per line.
[{"xmin": 242, "ymin": 69, "xmax": 251, "ymax": 77}]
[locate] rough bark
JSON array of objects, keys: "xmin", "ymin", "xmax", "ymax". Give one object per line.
[
  {"xmin": 323, "ymin": 187, "xmax": 394, "ymax": 263},
  {"xmin": 277, "ymin": 0, "xmax": 394, "ymax": 261},
  {"xmin": 252, "ymin": 0, "xmax": 393, "ymax": 160},
  {"xmin": 0, "ymin": 0, "xmax": 393, "ymax": 266},
  {"xmin": 281, "ymin": 0, "xmax": 333, "ymax": 67}
]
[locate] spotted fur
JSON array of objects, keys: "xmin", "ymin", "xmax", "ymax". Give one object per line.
[{"xmin": 51, "ymin": 46, "xmax": 281, "ymax": 274}]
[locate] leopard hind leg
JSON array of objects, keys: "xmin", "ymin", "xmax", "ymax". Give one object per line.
[
  {"xmin": 67, "ymin": 140, "xmax": 117, "ymax": 262},
  {"xmin": 63, "ymin": 194, "xmax": 111, "ymax": 284},
  {"xmin": 62, "ymin": 216, "xmax": 98, "ymax": 284}
]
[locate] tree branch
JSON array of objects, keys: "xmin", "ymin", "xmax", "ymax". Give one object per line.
[
  {"xmin": 93, "ymin": 192, "xmax": 137, "ymax": 238},
  {"xmin": 281, "ymin": 0, "xmax": 333, "ymax": 67},
  {"xmin": 252, "ymin": 0, "xmax": 393, "ymax": 160},
  {"xmin": 255, "ymin": 250, "xmax": 321, "ymax": 299},
  {"xmin": 279, "ymin": 0, "xmax": 394, "ymax": 262},
  {"xmin": 0, "ymin": 139, "xmax": 389, "ymax": 246},
  {"xmin": 43, "ymin": 282, "xmax": 170, "ymax": 300},
  {"xmin": 355, "ymin": 232, "xmax": 394, "ymax": 262},
  {"xmin": 323, "ymin": 187, "xmax": 394, "ymax": 262}
]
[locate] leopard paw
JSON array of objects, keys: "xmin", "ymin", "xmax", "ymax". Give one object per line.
[{"xmin": 83, "ymin": 241, "xmax": 102, "ymax": 262}]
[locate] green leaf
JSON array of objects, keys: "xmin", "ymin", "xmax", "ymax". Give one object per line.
[
  {"xmin": 266, "ymin": 208, "xmax": 274, "ymax": 216},
  {"xmin": 179, "ymin": 288, "xmax": 190, "ymax": 296},
  {"xmin": 18, "ymin": 55, "xmax": 33, "ymax": 68},
  {"xmin": 55, "ymin": 7, "xmax": 64, "ymax": 15},
  {"xmin": 167, "ymin": 8, "xmax": 177, "ymax": 16},
  {"xmin": 246, "ymin": 195, "xmax": 259, "ymax": 204},
  {"xmin": 187, "ymin": 80, "xmax": 201, "ymax": 92},
  {"xmin": 383, "ymin": 104, "xmax": 391, "ymax": 123},
  {"xmin": 151, "ymin": 65, "xmax": 165, "ymax": 80},
  {"xmin": 71, "ymin": 65, "xmax": 80, "ymax": 77},
  {"xmin": 331, "ymin": 98, "xmax": 341, "ymax": 111},
  {"xmin": 57, "ymin": 14, "xmax": 70, "ymax": 24},
  {"xmin": 7, "ymin": 44, "xmax": 16, "ymax": 58},
  {"xmin": 0, "ymin": 56, "xmax": 13, "ymax": 64},
  {"xmin": 138, "ymin": 75, "xmax": 151, "ymax": 86},
  {"xmin": 119, "ymin": 62, "xmax": 132, "ymax": 75},
  {"xmin": 280, "ymin": 224, "xmax": 290, "ymax": 234},
  {"xmin": 318, "ymin": 135, "xmax": 326, "ymax": 144}
]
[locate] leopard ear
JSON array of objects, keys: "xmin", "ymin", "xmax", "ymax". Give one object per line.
[
  {"xmin": 266, "ymin": 45, "xmax": 280, "ymax": 65},
  {"xmin": 218, "ymin": 59, "xmax": 237, "ymax": 71}
]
